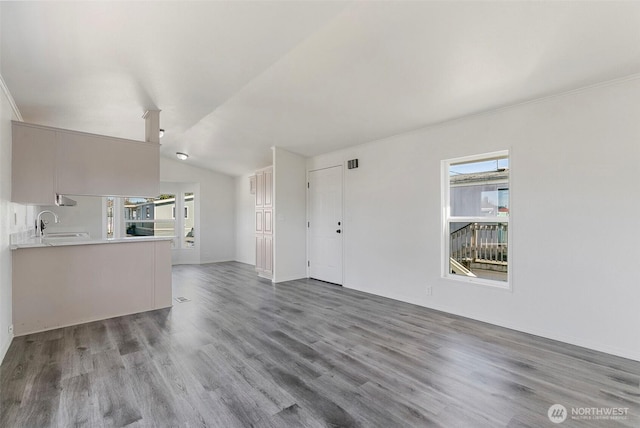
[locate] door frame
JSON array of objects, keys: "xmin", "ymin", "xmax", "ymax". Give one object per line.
[
  {"xmin": 160, "ymin": 181, "xmax": 200, "ymax": 265},
  {"xmin": 306, "ymin": 165, "xmax": 345, "ymax": 285}
]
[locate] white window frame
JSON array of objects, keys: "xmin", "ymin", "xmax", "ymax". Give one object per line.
[
  {"xmin": 441, "ymin": 150, "xmax": 511, "ymax": 290},
  {"xmin": 181, "ymin": 192, "xmax": 195, "ymax": 250},
  {"xmin": 104, "ymin": 196, "xmax": 177, "ymax": 242},
  {"xmin": 102, "ymin": 196, "xmax": 123, "ymax": 240},
  {"xmin": 102, "ymin": 184, "xmax": 199, "ymax": 263}
]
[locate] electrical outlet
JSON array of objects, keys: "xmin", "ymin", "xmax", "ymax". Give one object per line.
[
  {"xmin": 426, "ymin": 286, "xmax": 433, "ymax": 296},
  {"xmin": 8, "ymin": 325, "xmax": 14, "ymax": 335}
]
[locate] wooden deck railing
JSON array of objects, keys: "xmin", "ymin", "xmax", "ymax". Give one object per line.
[{"xmin": 450, "ymin": 223, "xmax": 508, "ymax": 266}]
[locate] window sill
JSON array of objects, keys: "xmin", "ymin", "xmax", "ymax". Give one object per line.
[{"xmin": 442, "ymin": 273, "xmax": 512, "ymax": 291}]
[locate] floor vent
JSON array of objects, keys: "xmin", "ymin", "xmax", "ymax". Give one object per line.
[{"xmin": 174, "ymin": 297, "xmax": 191, "ymax": 303}]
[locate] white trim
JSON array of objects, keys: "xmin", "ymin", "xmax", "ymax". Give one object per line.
[
  {"xmin": 446, "ymin": 150, "xmax": 510, "ymax": 166},
  {"xmin": 260, "ymin": 272, "xmax": 274, "ymax": 281},
  {"xmin": 102, "ymin": 196, "xmax": 123, "ymax": 240},
  {"xmin": 446, "ymin": 216, "xmax": 509, "ymax": 223},
  {"xmin": 341, "ymin": 163, "xmax": 345, "ymax": 286},
  {"xmin": 102, "ymin": 197, "xmax": 108, "ymax": 240},
  {"xmin": 272, "ymin": 273, "xmax": 306, "ymax": 283},
  {"xmin": 441, "ymin": 150, "xmax": 512, "ymax": 290},
  {"xmin": 0, "ymin": 73, "xmax": 23, "ymax": 121},
  {"xmin": 171, "ymin": 261, "xmax": 204, "ymax": 266},
  {"xmin": 306, "ymin": 168, "xmax": 312, "ymax": 280},
  {"xmin": 441, "ymin": 272, "xmax": 510, "ymax": 290},
  {"xmin": 114, "ymin": 197, "xmax": 124, "ymax": 239},
  {"xmin": 271, "ymin": 150, "xmax": 277, "ymax": 284},
  {"xmin": 197, "ymin": 259, "xmax": 236, "ymax": 265},
  {"xmin": 0, "ymin": 332, "xmax": 13, "ymax": 364}
]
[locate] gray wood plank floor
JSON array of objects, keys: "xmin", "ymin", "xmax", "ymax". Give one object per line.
[{"xmin": 1, "ymin": 261, "xmax": 638, "ymax": 427}]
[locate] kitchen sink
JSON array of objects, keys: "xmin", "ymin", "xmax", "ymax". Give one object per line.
[{"xmin": 42, "ymin": 232, "xmax": 91, "ymax": 241}]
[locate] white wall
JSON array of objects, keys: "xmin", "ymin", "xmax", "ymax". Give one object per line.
[
  {"xmin": 1, "ymin": 74, "xmax": 34, "ymax": 362},
  {"xmin": 273, "ymin": 147, "xmax": 307, "ymax": 282},
  {"xmin": 235, "ymin": 173, "xmax": 256, "ymax": 265},
  {"xmin": 160, "ymin": 157, "xmax": 235, "ymax": 263},
  {"xmin": 38, "ymin": 195, "xmax": 103, "ymax": 239},
  {"xmin": 308, "ymin": 77, "xmax": 640, "ymax": 361}
]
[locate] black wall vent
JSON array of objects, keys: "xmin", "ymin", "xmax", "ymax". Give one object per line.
[{"xmin": 347, "ymin": 159, "xmax": 359, "ymax": 169}]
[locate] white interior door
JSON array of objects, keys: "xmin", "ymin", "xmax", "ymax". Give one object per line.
[{"xmin": 308, "ymin": 166, "xmax": 343, "ymax": 285}]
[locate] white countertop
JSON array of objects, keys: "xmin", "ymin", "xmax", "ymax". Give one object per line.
[{"xmin": 10, "ymin": 235, "xmax": 174, "ymax": 250}]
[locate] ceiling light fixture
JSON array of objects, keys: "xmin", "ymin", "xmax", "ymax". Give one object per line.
[
  {"xmin": 176, "ymin": 152, "xmax": 189, "ymax": 160},
  {"xmin": 159, "ymin": 129, "xmax": 165, "ymax": 138}
]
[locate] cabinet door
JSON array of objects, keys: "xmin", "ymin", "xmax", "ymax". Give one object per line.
[
  {"xmin": 255, "ymin": 235, "xmax": 264, "ymax": 271},
  {"xmin": 56, "ymin": 131, "xmax": 159, "ymax": 197},
  {"xmin": 264, "ymin": 209, "xmax": 273, "ymax": 235},
  {"xmin": 255, "ymin": 171, "xmax": 264, "ymax": 207},
  {"xmin": 255, "ymin": 209, "xmax": 263, "ymax": 233},
  {"xmin": 11, "ymin": 123, "xmax": 57, "ymax": 205},
  {"xmin": 264, "ymin": 235, "xmax": 273, "ymax": 274},
  {"xmin": 264, "ymin": 168, "xmax": 273, "ymax": 208}
]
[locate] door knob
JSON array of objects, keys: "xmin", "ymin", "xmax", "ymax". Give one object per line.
[{"xmin": 336, "ymin": 229, "xmax": 341, "ymax": 233}]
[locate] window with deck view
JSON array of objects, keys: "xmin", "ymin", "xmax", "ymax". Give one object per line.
[
  {"xmin": 124, "ymin": 195, "xmax": 176, "ymax": 241},
  {"xmin": 104, "ymin": 192, "xmax": 195, "ymax": 250},
  {"xmin": 443, "ymin": 151, "xmax": 510, "ymax": 287}
]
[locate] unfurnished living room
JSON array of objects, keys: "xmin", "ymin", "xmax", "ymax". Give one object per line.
[{"xmin": 1, "ymin": 1, "xmax": 639, "ymax": 427}]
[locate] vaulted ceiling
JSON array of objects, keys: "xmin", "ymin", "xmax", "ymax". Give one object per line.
[{"xmin": 2, "ymin": 1, "xmax": 640, "ymax": 176}]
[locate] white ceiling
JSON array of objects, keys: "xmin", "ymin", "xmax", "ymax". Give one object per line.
[{"xmin": 3, "ymin": 1, "xmax": 640, "ymax": 176}]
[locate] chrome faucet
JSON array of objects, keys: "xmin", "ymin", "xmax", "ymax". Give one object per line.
[{"xmin": 36, "ymin": 210, "xmax": 60, "ymax": 236}]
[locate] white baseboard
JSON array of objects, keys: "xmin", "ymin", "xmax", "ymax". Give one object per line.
[
  {"xmin": 272, "ymin": 273, "xmax": 307, "ymax": 283},
  {"xmin": 0, "ymin": 332, "xmax": 14, "ymax": 364},
  {"xmin": 196, "ymin": 258, "xmax": 235, "ymax": 265}
]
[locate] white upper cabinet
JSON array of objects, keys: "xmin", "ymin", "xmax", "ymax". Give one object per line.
[
  {"xmin": 11, "ymin": 123, "xmax": 57, "ymax": 205},
  {"xmin": 12, "ymin": 121, "xmax": 159, "ymax": 204},
  {"xmin": 56, "ymin": 130, "xmax": 159, "ymax": 197},
  {"xmin": 263, "ymin": 168, "xmax": 273, "ymax": 208}
]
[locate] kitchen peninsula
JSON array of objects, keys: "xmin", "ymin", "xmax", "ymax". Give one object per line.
[{"xmin": 11, "ymin": 235, "xmax": 172, "ymax": 335}]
